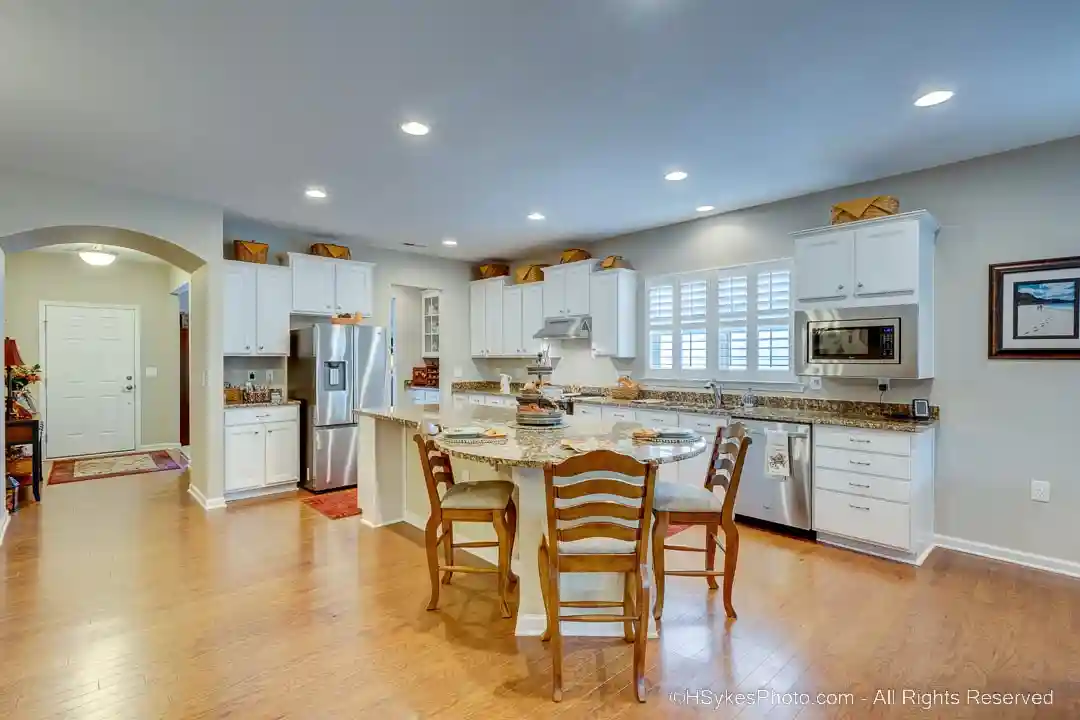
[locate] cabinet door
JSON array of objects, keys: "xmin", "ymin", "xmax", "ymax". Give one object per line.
[
  {"xmin": 543, "ymin": 268, "xmax": 566, "ymax": 317},
  {"xmin": 224, "ymin": 263, "xmax": 256, "ymax": 355},
  {"xmin": 794, "ymin": 231, "xmax": 854, "ymax": 302},
  {"xmin": 564, "ymin": 263, "xmax": 592, "ymax": 316},
  {"xmin": 589, "ymin": 272, "xmax": 616, "ymax": 356},
  {"xmin": 484, "ymin": 280, "xmax": 504, "ymax": 355},
  {"xmin": 291, "ymin": 256, "xmax": 336, "ymax": 314},
  {"xmin": 677, "ymin": 414, "xmax": 727, "ymax": 488},
  {"xmin": 421, "ymin": 291, "xmax": 440, "ymax": 357},
  {"xmin": 255, "ymin": 266, "xmax": 291, "ymax": 355},
  {"xmin": 521, "ymin": 283, "xmax": 546, "ymax": 356},
  {"xmin": 225, "ymin": 424, "xmax": 266, "ymax": 492},
  {"xmin": 502, "ymin": 286, "xmax": 523, "ymax": 355},
  {"xmin": 854, "ymin": 222, "xmax": 919, "ymax": 298},
  {"xmin": 263, "ymin": 421, "xmax": 299, "ymax": 486},
  {"xmin": 469, "ymin": 282, "xmax": 486, "ymax": 356},
  {"xmin": 334, "ymin": 262, "xmax": 373, "ymax": 317}
]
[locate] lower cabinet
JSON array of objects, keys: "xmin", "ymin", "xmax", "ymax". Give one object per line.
[{"xmin": 224, "ymin": 405, "xmax": 300, "ymax": 498}]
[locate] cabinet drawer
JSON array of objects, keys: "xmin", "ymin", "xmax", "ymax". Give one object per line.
[
  {"xmin": 815, "ymin": 426, "xmax": 911, "ymax": 456},
  {"xmin": 816, "ymin": 446, "xmax": 910, "ymax": 480},
  {"xmin": 468, "ymin": 395, "xmax": 486, "ymax": 406},
  {"xmin": 815, "ymin": 468, "xmax": 911, "ymax": 504},
  {"xmin": 679, "ymin": 413, "xmax": 727, "ymax": 435},
  {"xmin": 224, "ymin": 405, "xmax": 298, "ymax": 427},
  {"xmin": 601, "ymin": 406, "xmax": 637, "ymax": 423},
  {"xmin": 424, "ymin": 390, "xmax": 440, "ymax": 404},
  {"xmin": 636, "ymin": 410, "xmax": 679, "ymax": 428},
  {"xmin": 814, "ymin": 489, "xmax": 911, "ymax": 550},
  {"xmin": 484, "ymin": 395, "xmax": 512, "ymax": 407},
  {"xmin": 575, "ymin": 405, "xmax": 602, "ymax": 419}
]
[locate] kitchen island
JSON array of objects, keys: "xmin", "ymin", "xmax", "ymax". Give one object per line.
[{"xmin": 355, "ymin": 401, "xmax": 707, "ymax": 637}]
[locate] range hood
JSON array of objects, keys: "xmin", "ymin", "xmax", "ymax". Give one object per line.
[{"xmin": 533, "ymin": 315, "xmax": 592, "ymax": 340}]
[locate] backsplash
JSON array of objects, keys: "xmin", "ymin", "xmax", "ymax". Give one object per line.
[{"xmin": 224, "ymin": 356, "xmax": 288, "ymax": 391}]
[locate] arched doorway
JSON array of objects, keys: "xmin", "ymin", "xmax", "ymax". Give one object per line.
[{"xmin": 2, "ymin": 224, "xmax": 224, "ymax": 518}]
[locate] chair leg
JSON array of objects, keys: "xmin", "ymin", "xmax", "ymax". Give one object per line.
[
  {"xmin": 622, "ymin": 570, "xmax": 636, "ymax": 643},
  {"xmin": 492, "ymin": 511, "xmax": 512, "ymax": 619},
  {"xmin": 705, "ymin": 522, "xmax": 720, "ymax": 590},
  {"xmin": 550, "ymin": 569, "xmax": 564, "ymax": 703},
  {"xmin": 652, "ymin": 512, "xmax": 668, "ymax": 620},
  {"xmin": 441, "ymin": 521, "xmax": 454, "ymax": 584},
  {"xmin": 505, "ymin": 499, "xmax": 519, "ymax": 586},
  {"xmin": 424, "ymin": 519, "xmax": 441, "ymax": 611},
  {"xmin": 722, "ymin": 522, "xmax": 740, "ymax": 619},
  {"xmin": 538, "ymin": 539, "xmax": 552, "ymax": 643},
  {"xmin": 633, "ymin": 567, "xmax": 649, "ymax": 703}
]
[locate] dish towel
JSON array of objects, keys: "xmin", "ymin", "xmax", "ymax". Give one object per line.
[{"xmin": 765, "ymin": 430, "xmax": 791, "ymax": 477}]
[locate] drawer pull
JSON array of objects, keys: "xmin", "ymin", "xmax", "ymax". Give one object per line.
[
  {"xmin": 848, "ymin": 504, "xmax": 870, "ymax": 511},
  {"xmin": 848, "ymin": 481, "xmax": 870, "ymax": 488},
  {"xmin": 848, "ymin": 437, "xmax": 871, "ymax": 443},
  {"xmin": 849, "ymin": 460, "xmax": 871, "ymax": 466}
]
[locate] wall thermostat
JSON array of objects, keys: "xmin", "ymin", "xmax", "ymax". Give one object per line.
[{"xmin": 911, "ymin": 398, "xmax": 930, "ymax": 420}]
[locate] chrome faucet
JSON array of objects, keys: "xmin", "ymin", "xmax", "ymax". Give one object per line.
[
  {"xmin": 741, "ymin": 386, "xmax": 757, "ymax": 409},
  {"xmin": 705, "ymin": 380, "xmax": 724, "ymax": 409}
]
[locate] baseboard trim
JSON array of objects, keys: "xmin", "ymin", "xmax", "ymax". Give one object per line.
[
  {"xmin": 138, "ymin": 442, "xmax": 182, "ymax": 451},
  {"xmin": 187, "ymin": 484, "xmax": 226, "ymax": 511},
  {"xmin": 0, "ymin": 513, "xmax": 9, "ymax": 547},
  {"xmin": 934, "ymin": 535, "xmax": 1080, "ymax": 579},
  {"xmin": 816, "ymin": 532, "xmax": 928, "ymax": 566},
  {"xmin": 223, "ymin": 485, "xmax": 295, "ymax": 504}
]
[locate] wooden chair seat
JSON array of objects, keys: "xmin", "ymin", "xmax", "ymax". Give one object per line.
[
  {"xmin": 551, "ymin": 535, "xmax": 637, "ymax": 555},
  {"xmin": 441, "ymin": 480, "xmax": 514, "ymax": 510},
  {"xmin": 654, "ymin": 480, "xmax": 725, "ymax": 513}
]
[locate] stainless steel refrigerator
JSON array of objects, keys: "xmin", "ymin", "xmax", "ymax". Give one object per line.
[{"xmin": 288, "ymin": 323, "xmax": 388, "ymax": 492}]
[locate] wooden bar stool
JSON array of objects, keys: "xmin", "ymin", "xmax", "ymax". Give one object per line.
[
  {"xmin": 651, "ymin": 423, "xmax": 751, "ymax": 620},
  {"xmin": 538, "ymin": 450, "xmax": 658, "ymax": 703},
  {"xmin": 413, "ymin": 434, "xmax": 518, "ymax": 618}
]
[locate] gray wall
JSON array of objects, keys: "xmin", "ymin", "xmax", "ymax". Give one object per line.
[
  {"xmin": 5, "ymin": 249, "xmax": 181, "ymax": 447},
  {"xmin": 529, "ymin": 136, "xmax": 1080, "ymax": 564}
]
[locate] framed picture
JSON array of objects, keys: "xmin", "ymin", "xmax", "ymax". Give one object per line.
[{"xmin": 989, "ymin": 255, "xmax": 1080, "ymax": 358}]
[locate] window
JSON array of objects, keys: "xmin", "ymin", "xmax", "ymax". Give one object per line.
[{"xmin": 645, "ymin": 259, "xmax": 793, "ymax": 381}]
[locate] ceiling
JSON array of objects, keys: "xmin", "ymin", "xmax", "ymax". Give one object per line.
[{"xmin": 3, "ymin": 1, "xmax": 1080, "ymax": 261}]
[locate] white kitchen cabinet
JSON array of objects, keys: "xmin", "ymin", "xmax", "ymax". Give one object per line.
[
  {"xmin": 792, "ymin": 212, "xmax": 938, "ymax": 310},
  {"xmin": 452, "ymin": 393, "xmax": 469, "ymax": 411},
  {"xmin": 468, "ymin": 394, "xmax": 486, "ymax": 406},
  {"xmin": 502, "ymin": 286, "xmax": 524, "ymax": 355},
  {"xmin": 224, "ymin": 405, "xmax": 300, "ymax": 499},
  {"xmin": 574, "ymin": 404, "xmax": 602, "ymax": 420},
  {"xmin": 224, "ymin": 261, "xmax": 290, "ymax": 356},
  {"xmin": 469, "ymin": 282, "xmax": 486, "ymax": 357},
  {"xmin": 421, "ymin": 290, "xmax": 440, "ymax": 358},
  {"xmin": 812, "ymin": 425, "xmax": 935, "ymax": 564},
  {"xmin": 677, "ymin": 413, "xmax": 727, "ymax": 488},
  {"xmin": 589, "ymin": 269, "xmax": 638, "ymax": 358},
  {"xmin": 287, "ymin": 253, "xmax": 374, "ymax": 317},
  {"xmin": 601, "ymin": 406, "xmax": 637, "ymax": 423},
  {"xmin": 542, "ymin": 260, "xmax": 596, "ymax": 318},
  {"xmin": 469, "ymin": 277, "xmax": 508, "ymax": 357},
  {"xmin": 521, "ymin": 283, "xmax": 546, "ymax": 357},
  {"xmin": 484, "ymin": 280, "xmax": 504, "ymax": 356},
  {"xmin": 408, "ymin": 388, "xmax": 441, "ymax": 405}
]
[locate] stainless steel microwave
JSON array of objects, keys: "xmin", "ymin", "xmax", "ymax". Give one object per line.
[{"xmin": 795, "ymin": 305, "xmax": 922, "ymax": 379}]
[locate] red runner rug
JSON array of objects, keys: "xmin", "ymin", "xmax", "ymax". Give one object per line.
[{"xmin": 302, "ymin": 487, "xmax": 362, "ymax": 519}]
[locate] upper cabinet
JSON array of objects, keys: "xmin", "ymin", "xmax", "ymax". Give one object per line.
[
  {"xmin": 520, "ymin": 283, "xmax": 546, "ymax": 357},
  {"xmin": 469, "ymin": 276, "xmax": 507, "ymax": 358},
  {"xmin": 793, "ymin": 212, "xmax": 938, "ymax": 310},
  {"xmin": 224, "ymin": 261, "xmax": 291, "ymax": 356},
  {"xmin": 589, "ymin": 269, "xmax": 638, "ymax": 359},
  {"xmin": 543, "ymin": 260, "xmax": 596, "ymax": 318},
  {"xmin": 287, "ymin": 253, "xmax": 374, "ymax": 317},
  {"xmin": 421, "ymin": 290, "xmax": 440, "ymax": 358}
]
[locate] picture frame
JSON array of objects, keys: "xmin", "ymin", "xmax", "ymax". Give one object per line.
[{"xmin": 989, "ymin": 255, "xmax": 1080, "ymax": 359}]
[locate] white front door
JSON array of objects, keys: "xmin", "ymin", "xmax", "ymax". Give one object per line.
[{"xmin": 45, "ymin": 304, "xmax": 138, "ymax": 458}]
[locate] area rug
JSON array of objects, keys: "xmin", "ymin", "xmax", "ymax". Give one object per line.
[
  {"xmin": 302, "ymin": 487, "xmax": 362, "ymax": 519},
  {"xmin": 48, "ymin": 450, "xmax": 186, "ymax": 485}
]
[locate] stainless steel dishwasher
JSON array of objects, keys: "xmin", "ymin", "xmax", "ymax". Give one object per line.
[{"xmin": 733, "ymin": 420, "xmax": 813, "ymax": 531}]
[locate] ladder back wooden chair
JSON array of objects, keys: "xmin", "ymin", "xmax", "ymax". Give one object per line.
[
  {"xmin": 652, "ymin": 422, "xmax": 751, "ymax": 620},
  {"xmin": 538, "ymin": 450, "xmax": 658, "ymax": 703},
  {"xmin": 413, "ymin": 434, "xmax": 518, "ymax": 618}
]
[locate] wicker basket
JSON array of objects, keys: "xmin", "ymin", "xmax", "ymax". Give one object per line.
[
  {"xmin": 609, "ymin": 376, "xmax": 641, "ymax": 401},
  {"xmin": 477, "ymin": 262, "xmax": 510, "ymax": 280},
  {"xmin": 830, "ymin": 196, "xmax": 899, "ymax": 225},
  {"xmin": 330, "ymin": 314, "xmax": 365, "ymax": 325},
  {"xmin": 224, "ymin": 387, "xmax": 244, "ymax": 405},
  {"xmin": 514, "ymin": 264, "xmax": 549, "ymax": 284},
  {"xmin": 560, "ymin": 248, "xmax": 592, "ymax": 264},
  {"xmin": 600, "ymin": 255, "xmax": 632, "ymax": 270},
  {"xmin": 233, "ymin": 240, "xmax": 269, "ymax": 264},
  {"xmin": 310, "ymin": 242, "xmax": 351, "ymax": 260}
]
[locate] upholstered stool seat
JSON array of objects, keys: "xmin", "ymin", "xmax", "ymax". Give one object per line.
[
  {"xmin": 653, "ymin": 481, "xmax": 725, "ymax": 513},
  {"xmin": 441, "ymin": 480, "xmax": 514, "ymax": 510}
]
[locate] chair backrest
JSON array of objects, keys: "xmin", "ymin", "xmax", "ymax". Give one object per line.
[
  {"xmin": 543, "ymin": 450, "xmax": 657, "ymax": 567},
  {"xmin": 704, "ymin": 423, "xmax": 752, "ymax": 520},
  {"xmin": 413, "ymin": 434, "xmax": 455, "ymax": 514}
]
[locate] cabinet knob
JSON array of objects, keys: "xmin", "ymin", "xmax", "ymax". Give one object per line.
[
  {"xmin": 857, "ymin": 282, "xmax": 864, "ymax": 288},
  {"xmin": 259, "ymin": 345, "xmax": 264, "ymax": 350},
  {"xmin": 837, "ymin": 284, "xmax": 844, "ymax": 290},
  {"xmin": 245, "ymin": 345, "xmax": 251, "ymax": 350}
]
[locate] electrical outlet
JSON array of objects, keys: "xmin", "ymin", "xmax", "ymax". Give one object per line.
[
  {"xmin": 1031, "ymin": 479, "xmax": 1051, "ymax": 503},
  {"xmin": 247, "ymin": 371, "xmax": 257, "ymax": 382},
  {"xmin": 807, "ymin": 376, "xmax": 822, "ymax": 391}
]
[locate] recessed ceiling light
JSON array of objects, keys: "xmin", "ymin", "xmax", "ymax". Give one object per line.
[
  {"xmin": 527, "ymin": 212, "xmax": 546, "ymax": 221},
  {"xmin": 665, "ymin": 170, "xmax": 688, "ymax": 181},
  {"xmin": 696, "ymin": 205, "xmax": 715, "ymax": 213},
  {"xmin": 400, "ymin": 121, "xmax": 430, "ymax": 136},
  {"xmin": 79, "ymin": 245, "xmax": 117, "ymax": 266},
  {"xmin": 914, "ymin": 90, "xmax": 954, "ymax": 107},
  {"xmin": 304, "ymin": 186, "xmax": 328, "ymax": 200},
  {"xmin": 441, "ymin": 238, "xmax": 458, "ymax": 246}
]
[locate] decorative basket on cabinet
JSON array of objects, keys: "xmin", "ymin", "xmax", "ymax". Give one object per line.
[
  {"xmin": 233, "ymin": 240, "xmax": 269, "ymax": 264},
  {"xmin": 830, "ymin": 196, "xmax": 899, "ymax": 225}
]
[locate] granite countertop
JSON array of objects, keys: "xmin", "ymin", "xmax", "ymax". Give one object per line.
[
  {"xmin": 225, "ymin": 400, "xmax": 301, "ymax": 409},
  {"xmin": 356, "ymin": 402, "xmax": 707, "ymax": 469}
]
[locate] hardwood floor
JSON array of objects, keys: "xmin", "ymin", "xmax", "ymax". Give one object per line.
[{"xmin": 2, "ymin": 470, "xmax": 1078, "ymax": 718}]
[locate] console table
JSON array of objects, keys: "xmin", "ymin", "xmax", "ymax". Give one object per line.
[{"xmin": 6, "ymin": 418, "xmax": 42, "ymax": 501}]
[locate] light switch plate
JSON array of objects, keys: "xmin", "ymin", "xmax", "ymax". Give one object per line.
[
  {"xmin": 453, "ymin": 366, "xmax": 463, "ymax": 379},
  {"xmin": 1031, "ymin": 479, "xmax": 1051, "ymax": 503},
  {"xmin": 144, "ymin": 366, "xmax": 158, "ymax": 378},
  {"xmin": 265, "ymin": 369, "xmax": 275, "ymax": 383}
]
